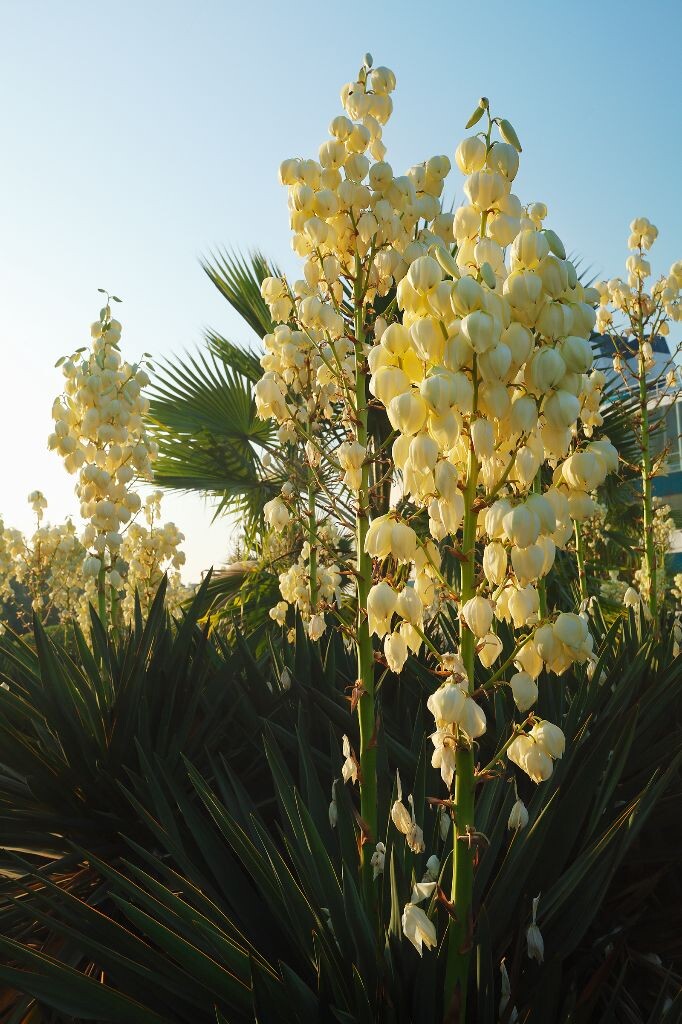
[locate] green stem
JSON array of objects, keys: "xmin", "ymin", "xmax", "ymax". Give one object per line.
[
  {"xmin": 574, "ymin": 520, "xmax": 588, "ymax": 604},
  {"xmin": 639, "ymin": 345, "xmax": 657, "ymax": 621},
  {"xmin": 308, "ymin": 475, "xmax": 318, "ymax": 612},
  {"xmin": 353, "ymin": 262, "xmax": 377, "ymax": 886},
  {"xmin": 110, "ymin": 583, "xmax": 119, "ymax": 638},
  {"xmin": 97, "ymin": 564, "xmax": 107, "ymax": 629},
  {"xmin": 533, "ymin": 471, "xmax": 548, "ymax": 618},
  {"xmin": 446, "ymin": 407, "xmax": 479, "ymax": 1019}
]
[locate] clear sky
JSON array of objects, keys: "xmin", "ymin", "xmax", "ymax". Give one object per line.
[{"xmin": 1, "ymin": 0, "xmax": 680, "ymax": 581}]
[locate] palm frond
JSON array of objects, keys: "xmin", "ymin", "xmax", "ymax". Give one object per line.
[
  {"xmin": 201, "ymin": 249, "xmax": 281, "ymax": 340},
  {"xmin": 205, "ymin": 330, "xmax": 263, "ymax": 381},
  {"xmin": 148, "ymin": 346, "xmax": 280, "ymax": 526}
]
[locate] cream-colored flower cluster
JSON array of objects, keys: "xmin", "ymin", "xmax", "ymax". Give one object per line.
[
  {"xmin": 0, "ymin": 490, "xmax": 189, "ymax": 634},
  {"xmin": 0, "ymin": 494, "xmax": 86, "ymax": 625},
  {"xmin": 633, "ymin": 501, "xmax": 676, "ymax": 606},
  {"xmin": 269, "ymin": 522, "xmax": 343, "ymax": 640},
  {"xmin": 117, "ymin": 490, "xmax": 188, "ymax": 620},
  {"xmin": 49, "ymin": 303, "xmax": 158, "ymax": 584},
  {"xmin": 254, "ymin": 59, "xmax": 622, "ymax": 800},
  {"xmin": 595, "ymin": 219, "xmax": 682, "ymax": 339}
]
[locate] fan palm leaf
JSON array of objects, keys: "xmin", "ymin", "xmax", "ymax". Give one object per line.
[
  {"xmin": 148, "ymin": 345, "xmax": 280, "ymax": 528},
  {"xmin": 200, "ymin": 249, "xmax": 280, "ymax": 340}
]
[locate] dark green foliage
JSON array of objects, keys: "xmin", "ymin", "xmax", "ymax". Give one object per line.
[{"xmin": 1, "ymin": 595, "xmax": 680, "ymax": 1022}]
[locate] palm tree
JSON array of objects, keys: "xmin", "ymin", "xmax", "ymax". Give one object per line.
[
  {"xmin": 146, "ymin": 251, "xmax": 290, "ymax": 625},
  {"xmin": 148, "ymin": 251, "xmax": 280, "ymax": 534}
]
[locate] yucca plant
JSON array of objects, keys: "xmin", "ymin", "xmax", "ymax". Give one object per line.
[
  {"xmin": 139, "ymin": 56, "xmax": 681, "ymax": 1021},
  {"xmin": 0, "ymin": 576, "xmax": 299, "ymax": 1022},
  {"xmin": 1, "ymin": 608, "xmax": 680, "ymax": 1023}
]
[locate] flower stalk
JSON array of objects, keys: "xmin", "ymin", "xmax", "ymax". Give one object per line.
[
  {"xmin": 353, "ymin": 268, "xmax": 377, "ymax": 881},
  {"xmin": 637, "ymin": 312, "xmax": 657, "ymax": 621},
  {"xmin": 446, "ymin": 383, "xmax": 479, "ymax": 1018},
  {"xmin": 97, "ymin": 564, "xmax": 107, "ymax": 629},
  {"xmin": 308, "ymin": 475, "xmax": 318, "ymax": 609}
]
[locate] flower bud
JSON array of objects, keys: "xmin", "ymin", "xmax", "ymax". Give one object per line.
[
  {"xmin": 461, "ymin": 310, "xmax": 499, "ymax": 354},
  {"xmin": 455, "ymin": 136, "xmax": 487, "ymax": 175},
  {"xmin": 367, "ymin": 581, "xmax": 397, "ymax": 638},
  {"xmin": 387, "ymin": 391, "xmax": 428, "ymax": 436},
  {"xmin": 483, "ymin": 541, "xmax": 508, "ymax": 585},
  {"xmin": 471, "ymin": 417, "xmax": 495, "ymax": 459},
  {"xmin": 461, "ymin": 595, "xmax": 493, "ymax": 637},
  {"xmin": 478, "ymin": 631, "xmax": 503, "ymax": 668},
  {"xmin": 395, "ymin": 585, "xmax": 423, "ymax": 626},
  {"xmin": 263, "ymin": 496, "xmax": 290, "ymax": 533},
  {"xmin": 510, "ymin": 670, "xmax": 538, "ymax": 711},
  {"xmin": 451, "ymin": 275, "xmax": 485, "ymax": 316},
  {"xmin": 508, "ymin": 798, "xmax": 529, "ymax": 831},
  {"xmin": 385, "ymin": 631, "xmax": 409, "ymax": 673},
  {"xmin": 427, "ymin": 681, "xmax": 466, "ymax": 725},
  {"xmin": 459, "ymin": 697, "xmax": 487, "ymax": 739},
  {"xmin": 526, "ymin": 895, "xmax": 544, "ymax": 963},
  {"xmin": 553, "ymin": 612, "xmax": 588, "ymax": 651},
  {"xmin": 531, "ymin": 720, "xmax": 565, "ymax": 759}
]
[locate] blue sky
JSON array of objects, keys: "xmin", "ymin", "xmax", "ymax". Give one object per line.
[{"xmin": 1, "ymin": 0, "xmax": 680, "ymax": 580}]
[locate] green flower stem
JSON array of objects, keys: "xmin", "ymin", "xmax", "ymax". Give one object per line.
[
  {"xmin": 308, "ymin": 475, "xmax": 318, "ymax": 611},
  {"xmin": 533, "ymin": 471, "xmax": 548, "ymax": 618},
  {"xmin": 638, "ymin": 335, "xmax": 657, "ymax": 621},
  {"xmin": 353, "ymin": 260, "xmax": 377, "ymax": 888},
  {"xmin": 97, "ymin": 564, "xmax": 107, "ymax": 629},
  {"xmin": 477, "ymin": 626, "xmax": 540, "ymax": 693},
  {"xmin": 478, "ymin": 715, "xmax": 533, "ymax": 775},
  {"xmin": 446, "ymin": 400, "xmax": 479, "ymax": 1020},
  {"xmin": 574, "ymin": 520, "xmax": 588, "ymax": 604},
  {"xmin": 110, "ymin": 583, "xmax": 120, "ymax": 637}
]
